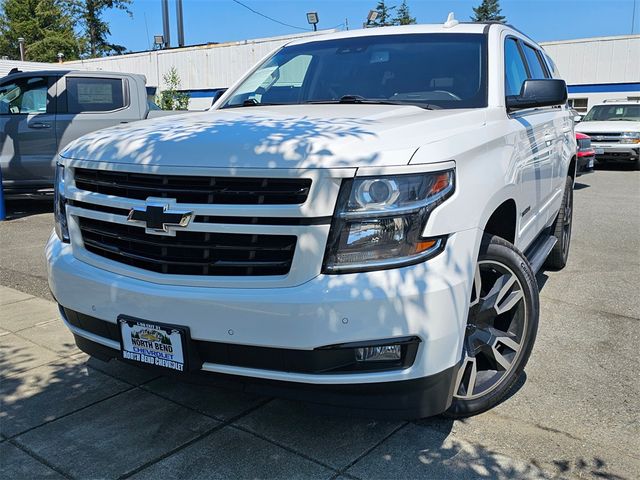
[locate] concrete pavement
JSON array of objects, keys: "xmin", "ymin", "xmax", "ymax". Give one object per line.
[{"xmin": 1, "ymin": 169, "xmax": 639, "ymax": 479}]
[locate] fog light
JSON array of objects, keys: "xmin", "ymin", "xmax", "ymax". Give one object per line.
[{"xmin": 356, "ymin": 345, "xmax": 402, "ymax": 362}]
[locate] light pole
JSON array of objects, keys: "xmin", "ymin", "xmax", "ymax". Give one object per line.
[
  {"xmin": 18, "ymin": 37, "xmax": 25, "ymax": 61},
  {"xmin": 364, "ymin": 10, "xmax": 378, "ymax": 28},
  {"xmin": 306, "ymin": 12, "xmax": 319, "ymax": 32}
]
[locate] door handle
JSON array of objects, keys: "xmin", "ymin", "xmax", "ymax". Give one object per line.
[{"xmin": 29, "ymin": 122, "xmax": 52, "ymax": 129}]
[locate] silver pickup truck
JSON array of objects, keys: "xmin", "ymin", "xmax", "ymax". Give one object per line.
[{"xmin": 0, "ymin": 69, "xmax": 181, "ymax": 197}]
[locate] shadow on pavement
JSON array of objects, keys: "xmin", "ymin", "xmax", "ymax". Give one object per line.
[{"xmin": 3, "ymin": 198, "xmax": 53, "ymax": 221}]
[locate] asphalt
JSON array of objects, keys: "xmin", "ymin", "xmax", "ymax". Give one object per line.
[{"xmin": 0, "ymin": 166, "xmax": 639, "ymax": 479}]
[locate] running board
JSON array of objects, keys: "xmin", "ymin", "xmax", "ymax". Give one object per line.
[{"xmin": 525, "ymin": 234, "xmax": 557, "ymax": 273}]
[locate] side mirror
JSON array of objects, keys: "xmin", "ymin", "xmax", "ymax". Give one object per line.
[
  {"xmin": 573, "ymin": 115, "xmax": 582, "ymax": 123},
  {"xmin": 506, "ymin": 79, "xmax": 568, "ymax": 112},
  {"xmin": 211, "ymin": 88, "xmax": 228, "ymax": 107}
]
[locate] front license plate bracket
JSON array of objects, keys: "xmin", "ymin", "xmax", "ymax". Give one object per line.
[{"xmin": 118, "ymin": 316, "xmax": 202, "ymax": 373}]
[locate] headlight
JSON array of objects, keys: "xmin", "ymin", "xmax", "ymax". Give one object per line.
[
  {"xmin": 54, "ymin": 163, "xmax": 70, "ymax": 243},
  {"xmin": 322, "ymin": 170, "xmax": 454, "ymax": 273},
  {"xmin": 620, "ymin": 132, "xmax": 640, "ymax": 144}
]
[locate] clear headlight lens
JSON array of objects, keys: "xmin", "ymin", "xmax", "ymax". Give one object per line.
[
  {"xmin": 54, "ymin": 163, "xmax": 70, "ymax": 243},
  {"xmin": 620, "ymin": 132, "xmax": 640, "ymax": 144},
  {"xmin": 322, "ymin": 170, "xmax": 454, "ymax": 273}
]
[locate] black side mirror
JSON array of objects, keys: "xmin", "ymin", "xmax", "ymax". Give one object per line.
[
  {"xmin": 211, "ymin": 88, "xmax": 228, "ymax": 106},
  {"xmin": 507, "ymin": 79, "xmax": 567, "ymax": 112}
]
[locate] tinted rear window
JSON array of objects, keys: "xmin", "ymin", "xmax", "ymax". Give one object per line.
[{"xmin": 67, "ymin": 77, "xmax": 125, "ymax": 113}]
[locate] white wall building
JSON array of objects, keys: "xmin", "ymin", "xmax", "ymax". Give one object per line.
[{"xmin": 540, "ymin": 34, "xmax": 640, "ymax": 113}]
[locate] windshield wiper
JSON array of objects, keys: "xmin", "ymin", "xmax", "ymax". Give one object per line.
[
  {"xmin": 222, "ymin": 99, "xmax": 285, "ymax": 109},
  {"xmin": 305, "ymin": 95, "xmax": 438, "ymax": 110}
]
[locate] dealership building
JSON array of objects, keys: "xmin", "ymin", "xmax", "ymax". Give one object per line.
[{"xmin": 3, "ymin": 31, "xmax": 639, "ymax": 112}]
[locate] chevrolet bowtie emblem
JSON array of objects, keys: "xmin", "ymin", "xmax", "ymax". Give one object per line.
[{"xmin": 128, "ymin": 201, "xmax": 193, "ymax": 235}]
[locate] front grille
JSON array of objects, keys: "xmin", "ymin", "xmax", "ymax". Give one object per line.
[
  {"xmin": 74, "ymin": 168, "xmax": 312, "ymax": 205},
  {"xmin": 577, "ymin": 138, "xmax": 591, "ymax": 150},
  {"xmin": 79, "ymin": 217, "xmax": 296, "ymax": 276},
  {"xmin": 582, "ymin": 133, "xmax": 621, "ymax": 143}
]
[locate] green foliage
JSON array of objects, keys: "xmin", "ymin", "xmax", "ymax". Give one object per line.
[
  {"xmin": 471, "ymin": 0, "xmax": 506, "ymax": 22},
  {"xmin": 156, "ymin": 67, "xmax": 190, "ymax": 111},
  {"xmin": 371, "ymin": 0, "xmax": 396, "ymax": 27},
  {"xmin": 370, "ymin": 1, "xmax": 417, "ymax": 27},
  {"xmin": 64, "ymin": 0, "xmax": 132, "ymax": 58},
  {"xmin": 393, "ymin": 1, "xmax": 416, "ymax": 26},
  {"xmin": 0, "ymin": 0, "xmax": 80, "ymax": 61}
]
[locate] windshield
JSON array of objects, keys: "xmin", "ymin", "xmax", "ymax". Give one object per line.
[
  {"xmin": 582, "ymin": 104, "xmax": 640, "ymax": 122},
  {"xmin": 222, "ymin": 33, "xmax": 487, "ymax": 110}
]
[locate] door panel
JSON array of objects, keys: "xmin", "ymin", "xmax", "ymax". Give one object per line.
[
  {"xmin": 55, "ymin": 75, "xmax": 140, "ymax": 155},
  {"xmin": 0, "ymin": 76, "xmax": 57, "ymax": 186}
]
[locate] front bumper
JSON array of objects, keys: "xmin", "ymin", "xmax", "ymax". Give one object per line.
[
  {"xmin": 591, "ymin": 143, "xmax": 640, "ymax": 162},
  {"xmin": 47, "ymin": 227, "xmax": 479, "ymax": 415}
]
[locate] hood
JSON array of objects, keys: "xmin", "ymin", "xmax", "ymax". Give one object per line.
[
  {"xmin": 60, "ymin": 105, "xmax": 486, "ymax": 169},
  {"xmin": 576, "ymin": 120, "xmax": 640, "ymax": 134}
]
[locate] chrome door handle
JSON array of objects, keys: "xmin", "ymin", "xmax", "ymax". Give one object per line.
[{"xmin": 29, "ymin": 122, "xmax": 52, "ymax": 129}]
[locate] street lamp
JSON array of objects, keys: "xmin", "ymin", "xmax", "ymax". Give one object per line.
[
  {"xmin": 153, "ymin": 35, "xmax": 165, "ymax": 50},
  {"xmin": 306, "ymin": 12, "xmax": 319, "ymax": 31},
  {"xmin": 365, "ymin": 10, "xmax": 378, "ymax": 28}
]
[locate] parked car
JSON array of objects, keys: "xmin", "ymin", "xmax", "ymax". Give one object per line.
[
  {"xmin": 47, "ymin": 18, "xmax": 574, "ymax": 419},
  {"xmin": 575, "ymin": 99, "xmax": 640, "ymax": 170},
  {"xmin": 576, "ymin": 132, "xmax": 595, "ymax": 175},
  {"xmin": 0, "ymin": 69, "xmax": 183, "ymax": 197}
]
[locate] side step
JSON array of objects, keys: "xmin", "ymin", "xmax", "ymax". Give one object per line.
[{"xmin": 525, "ymin": 234, "xmax": 557, "ymax": 274}]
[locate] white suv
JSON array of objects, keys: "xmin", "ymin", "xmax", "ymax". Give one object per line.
[
  {"xmin": 575, "ymin": 99, "xmax": 640, "ymax": 170},
  {"xmin": 47, "ymin": 20, "xmax": 575, "ymax": 418}
]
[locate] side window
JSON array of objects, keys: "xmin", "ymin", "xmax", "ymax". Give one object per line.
[
  {"xmin": 67, "ymin": 77, "xmax": 125, "ymax": 113},
  {"xmin": 522, "ymin": 44, "xmax": 548, "ymax": 79},
  {"xmin": 504, "ymin": 38, "xmax": 528, "ymax": 97},
  {"xmin": 0, "ymin": 77, "xmax": 49, "ymax": 114},
  {"xmin": 543, "ymin": 53, "xmax": 560, "ymax": 78}
]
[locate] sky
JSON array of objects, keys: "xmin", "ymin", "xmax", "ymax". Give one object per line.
[{"xmin": 104, "ymin": 0, "xmax": 640, "ymax": 53}]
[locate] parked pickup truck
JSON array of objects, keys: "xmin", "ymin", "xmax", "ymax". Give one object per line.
[
  {"xmin": 47, "ymin": 18, "xmax": 575, "ymax": 419},
  {"xmin": 0, "ymin": 69, "xmax": 181, "ymax": 196}
]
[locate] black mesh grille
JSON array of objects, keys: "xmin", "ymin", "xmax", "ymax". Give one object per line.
[
  {"xmin": 74, "ymin": 168, "xmax": 312, "ymax": 205},
  {"xmin": 79, "ymin": 217, "xmax": 296, "ymax": 276}
]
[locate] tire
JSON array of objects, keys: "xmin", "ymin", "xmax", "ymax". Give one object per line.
[
  {"xmin": 545, "ymin": 176, "xmax": 573, "ymax": 270},
  {"xmin": 634, "ymin": 157, "xmax": 640, "ymax": 171},
  {"xmin": 445, "ymin": 234, "xmax": 539, "ymax": 418}
]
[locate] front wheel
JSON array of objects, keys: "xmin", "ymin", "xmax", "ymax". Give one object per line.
[{"xmin": 446, "ymin": 235, "xmax": 539, "ymax": 418}]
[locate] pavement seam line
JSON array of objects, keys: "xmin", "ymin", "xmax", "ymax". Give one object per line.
[
  {"xmin": 117, "ymin": 398, "xmax": 280, "ymax": 479},
  {"xmin": 539, "ymin": 294, "xmax": 640, "ymax": 321},
  {"xmin": 0, "ymin": 295, "xmax": 35, "ymax": 308},
  {"xmin": 333, "ymin": 421, "xmax": 410, "ymax": 477},
  {"xmin": 8, "ymin": 385, "xmax": 137, "ymax": 441},
  {"xmin": 7, "ymin": 438, "xmax": 75, "ymax": 480},
  {"xmin": 228, "ymin": 423, "xmax": 342, "ymax": 474}
]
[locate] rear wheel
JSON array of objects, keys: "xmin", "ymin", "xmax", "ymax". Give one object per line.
[
  {"xmin": 446, "ymin": 235, "xmax": 539, "ymax": 418},
  {"xmin": 545, "ymin": 176, "xmax": 573, "ymax": 270}
]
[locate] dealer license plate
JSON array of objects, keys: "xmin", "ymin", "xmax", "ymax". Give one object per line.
[
  {"xmin": 588, "ymin": 158, "xmax": 595, "ymax": 168},
  {"xmin": 119, "ymin": 317, "xmax": 187, "ymax": 372},
  {"xmin": 595, "ymin": 148, "xmax": 604, "ymax": 155}
]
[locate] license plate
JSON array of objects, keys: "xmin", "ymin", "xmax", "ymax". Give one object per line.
[
  {"xmin": 588, "ymin": 158, "xmax": 594, "ymax": 168},
  {"xmin": 595, "ymin": 148, "xmax": 604, "ymax": 155},
  {"xmin": 119, "ymin": 317, "xmax": 187, "ymax": 372}
]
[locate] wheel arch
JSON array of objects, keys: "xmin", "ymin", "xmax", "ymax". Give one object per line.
[{"xmin": 482, "ymin": 199, "xmax": 518, "ymax": 245}]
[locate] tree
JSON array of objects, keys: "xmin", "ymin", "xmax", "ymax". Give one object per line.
[
  {"xmin": 156, "ymin": 67, "xmax": 190, "ymax": 111},
  {"xmin": 65, "ymin": 0, "xmax": 131, "ymax": 57},
  {"xmin": 393, "ymin": 1, "xmax": 416, "ymax": 26},
  {"xmin": 0, "ymin": 0, "xmax": 81, "ymax": 62},
  {"xmin": 371, "ymin": 0, "xmax": 396, "ymax": 27},
  {"xmin": 471, "ymin": 0, "xmax": 506, "ymax": 22}
]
